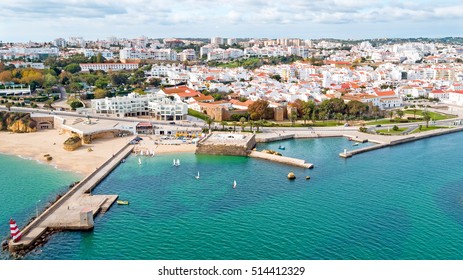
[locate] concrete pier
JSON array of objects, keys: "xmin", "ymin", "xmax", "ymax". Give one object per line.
[
  {"xmin": 9, "ymin": 142, "xmax": 134, "ymax": 253},
  {"xmin": 339, "ymin": 126, "xmax": 463, "ymax": 158},
  {"xmin": 249, "ymin": 151, "xmax": 314, "ymax": 169}
]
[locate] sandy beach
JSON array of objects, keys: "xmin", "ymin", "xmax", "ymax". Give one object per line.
[{"xmin": 0, "ymin": 129, "xmax": 196, "ymax": 176}]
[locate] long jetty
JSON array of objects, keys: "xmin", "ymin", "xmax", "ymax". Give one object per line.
[
  {"xmin": 339, "ymin": 126, "xmax": 463, "ymax": 158},
  {"xmin": 248, "ymin": 150, "xmax": 314, "ymax": 169},
  {"xmin": 9, "ymin": 142, "xmax": 134, "ymax": 253}
]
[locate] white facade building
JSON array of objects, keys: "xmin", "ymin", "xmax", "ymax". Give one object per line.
[
  {"xmin": 79, "ymin": 63, "xmax": 139, "ymax": 72},
  {"xmin": 91, "ymin": 92, "xmax": 188, "ymax": 120}
]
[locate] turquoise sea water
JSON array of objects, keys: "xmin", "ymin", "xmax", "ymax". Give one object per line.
[
  {"xmin": 0, "ymin": 154, "xmax": 80, "ymax": 259},
  {"xmin": 3, "ymin": 133, "xmax": 463, "ymax": 259}
]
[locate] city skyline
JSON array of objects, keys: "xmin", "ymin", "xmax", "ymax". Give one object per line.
[{"xmin": 1, "ymin": 0, "xmax": 462, "ymax": 42}]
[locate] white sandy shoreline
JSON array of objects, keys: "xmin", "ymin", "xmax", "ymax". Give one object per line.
[{"xmin": 0, "ymin": 130, "xmax": 196, "ymax": 176}]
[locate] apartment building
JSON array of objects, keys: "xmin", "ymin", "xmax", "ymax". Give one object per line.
[{"xmin": 91, "ymin": 92, "xmax": 188, "ymax": 120}]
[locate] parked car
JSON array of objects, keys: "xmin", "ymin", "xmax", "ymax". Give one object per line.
[
  {"xmin": 375, "ymin": 124, "xmax": 382, "ymax": 127},
  {"xmin": 169, "ymin": 121, "xmax": 176, "ymax": 125}
]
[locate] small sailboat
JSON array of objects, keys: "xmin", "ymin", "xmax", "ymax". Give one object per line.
[
  {"xmin": 233, "ymin": 179, "xmax": 237, "ymax": 189},
  {"xmin": 278, "ymin": 145, "xmax": 285, "ymax": 150},
  {"xmin": 138, "ymin": 158, "xmax": 142, "ymax": 165},
  {"xmin": 352, "ymin": 143, "xmax": 359, "ymax": 146},
  {"xmin": 173, "ymin": 159, "xmax": 176, "ymax": 166},
  {"xmin": 140, "ymin": 150, "xmax": 144, "ymax": 156},
  {"xmin": 195, "ymin": 171, "xmax": 200, "ymax": 179},
  {"xmin": 117, "ymin": 200, "xmax": 129, "ymax": 205},
  {"xmin": 176, "ymin": 159, "xmax": 180, "ymax": 166}
]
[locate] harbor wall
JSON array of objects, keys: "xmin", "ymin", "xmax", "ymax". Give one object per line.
[{"xmin": 9, "ymin": 139, "xmax": 134, "ymax": 252}]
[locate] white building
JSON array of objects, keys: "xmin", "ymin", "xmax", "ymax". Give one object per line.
[
  {"xmin": 79, "ymin": 63, "xmax": 139, "ymax": 72},
  {"xmin": 227, "ymin": 38, "xmax": 237, "ymax": 46},
  {"xmin": 447, "ymin": 91, "xmax": 463, "ymax": 106},
  {"xmin": 211, "ymin": 37, "xmax": 224, "ymax": 45},
  {"xmin": 91, "ymin": 92, "xmax": 188, "ymax": 120}
]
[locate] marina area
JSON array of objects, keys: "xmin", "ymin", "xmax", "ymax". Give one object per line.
[{"xmin": 2, "ymin": 131, "xmax": 462, "ymax": 259}]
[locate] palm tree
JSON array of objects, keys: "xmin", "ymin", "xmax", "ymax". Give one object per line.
[
  {"xmin": 232, "ymin": 121, "xmax": 237, "ymax": 132},
  {"xmin": 335, "ymin": 113, "xmax": 343, "ymax": 124},
  {"xmin": 256, "ymin": 119, "xmax": 264, "ymax": 132},
  {"xmin": 412, "ymin": 108, "xmax": 417, "ymax": 120},
  {"xmin": 422, "ymin": 110, "xmax": 431, "ymax": 128},
  {"xmin": 388, "ymin": 110, "xmax": 394, "ymax": 120},
  {"xmin": 249, "ymin": 120, "xmax": 254, "ymax": 132},
  {"xmin": 220, "ymin": 120, "xmax": 227, "ymax": 130},
  {"xmin": 289, "ymin": 111, "xmax": 297, "ymax": 126},
  {"xmin": 5, "ymin": 102, "xmax": 12, "ymax": 111},
  {"xmin": 206, "ymin": 117, "xmax": 214, "ymax": 131},
  {"xmin": 239, "ymin": 117, "xmax": 246, "ymax": 132}
]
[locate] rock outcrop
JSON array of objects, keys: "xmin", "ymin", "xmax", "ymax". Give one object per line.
[
  {"xmin": 0, "ymin": 112, "xmax": 37, "ymax": 133},
  {"xmin": 63, "ymin": 135, "xmax": 82, "ymax": 151}
]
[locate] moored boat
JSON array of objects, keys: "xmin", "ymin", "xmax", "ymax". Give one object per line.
[{"xmin": 117, "ymin": 200, "xmax": 129, "ymax": 205}]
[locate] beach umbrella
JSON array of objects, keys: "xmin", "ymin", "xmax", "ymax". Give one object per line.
[{"xmin": 9, "ymin": 218, "xmax": 22, "ymax": 242}]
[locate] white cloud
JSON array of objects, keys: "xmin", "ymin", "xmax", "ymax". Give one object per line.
[{"xmin": 1, "ymin": 0, "xmax": 461, "ymax": 41}]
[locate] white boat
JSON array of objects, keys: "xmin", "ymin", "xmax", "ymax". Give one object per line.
[
  {"xmin": 195, "ymin": 171, "xmax": 200, "ymax": 179},
  {"xmin": 233, "ymin": 180, "xmax": 237, "ymax": 189},
  {"xmin": 140, "ymin": 150, "xmax": 144, "ymax": 156},
  {"xmin": 138, "ymin": 158, "xmax": 142, "ymax": 165},
  {"xmin": 176, "ymin": 159, "xmax": 180, "ymax": 166},
  {"xmin": 173, "ymin": 159, "xmax": 176, "ymax": 166}
]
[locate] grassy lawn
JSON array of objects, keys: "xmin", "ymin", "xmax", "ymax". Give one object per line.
[
  {"xmin": 410, "ymin": 126, "xmax": 450, "ymax": 133},
  {"xmin": 188, "ymin": 108, "xmax": 209, "ymax": 121},
  {"xmin": 404, "ymin": 110, "xmax": 456, "ymax": 120},
  {"xmin": 375, "ymin": 127, "xmax": 408, "ymax": 135}
]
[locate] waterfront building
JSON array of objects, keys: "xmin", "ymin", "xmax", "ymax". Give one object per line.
[{"xmin": 91, "ymin": 92, "xmax": 188, "ymax": 120}]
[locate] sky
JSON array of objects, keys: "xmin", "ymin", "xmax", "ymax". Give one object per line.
[{"xmin": 1, "ymin": 0, "xmax": 462, "ymax": 42}]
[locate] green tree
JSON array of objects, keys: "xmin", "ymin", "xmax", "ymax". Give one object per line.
[
  {"xmin": 94, "ymin": 88, "xmax": 108, "ymax": 99},
  {"xmin": 232, "ymin": 121, "xmax": 237, "ymax": 132},
  {"xmin": 45, "ymin": 99, "xmax": 53, "ymax": 109},
  {"xmin": 110, "ymin": 73, "xmax": 128, "ymax": 86},
  {"xmin": 256, "ymin": 119, "xmax": 264, "ymax": 132},
  {"xmin": 346, "ymin": 100, "xmax": 367, "ymax": 119},
  {"xmin": 336, "ymin": 112, "xmax": 344, "ymax": 124},
  {"xmin": 239, "ymin": 117, "xmax": 246, "ymax": 131},
  {"xmin": 270, "ymin": 74, "xmax": 282, "ymax": 82},
  {"xmin": 396, "ymin": 109, "xmax": 404, "ymax": 119},
  {"xmin": 5, "ymin": 102, "xmax": 12, "ymax": 111},
  {"xmin": 63, "ymin": 63, "xmax": 82, "ymax": 74},
  {"xmin": 422, "ymin": 110, "xmax": 431, "ymax": 128},
  {"xmin": 388, "ymin": 110, "xmax": 394, "ymax": 120},
  {"xmin": 95, "ymin": 78, "xmax": 109, "ymax": 89},
  {"xmin": 289, "ymin": 111, "xmax": 297, "ymax": 126},
  {"xmin": 206, "ymin": 116, "xmax": 214, "ymax": 131},
  {"xmin": 220, "ymin": 120, "xmax": 227, "ymax": 130},
  {"xmin": 43, "ymin": 73, "xmax": 58, "ymax": 88}
]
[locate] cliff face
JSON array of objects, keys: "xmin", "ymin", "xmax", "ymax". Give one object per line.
[{"xmin": 0, "ymin": 112, "xmax": 37, "ymax": 133}]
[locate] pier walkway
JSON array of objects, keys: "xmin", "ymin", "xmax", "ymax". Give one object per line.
[
  {"xmin": 248, "ymin": 151, "xmax": 314, "ymax": 169},
  {"xmin": 9, "ymin": 143, "xmax": 134, "ymax": 252}
]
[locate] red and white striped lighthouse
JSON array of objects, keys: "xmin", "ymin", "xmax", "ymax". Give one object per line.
[{"xmin": 9, "ymin": 218, "xmax": 22, "ymax": 242}]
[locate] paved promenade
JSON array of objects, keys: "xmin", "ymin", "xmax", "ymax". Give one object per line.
[{"xmin": 9, "ymin": 143, "xmax": 134, "ymax": 252}]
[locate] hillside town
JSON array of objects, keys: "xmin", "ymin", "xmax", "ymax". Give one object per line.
[{"xmin": 1, "ymin": 36, "xmax": 463, "ymax": 123}]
